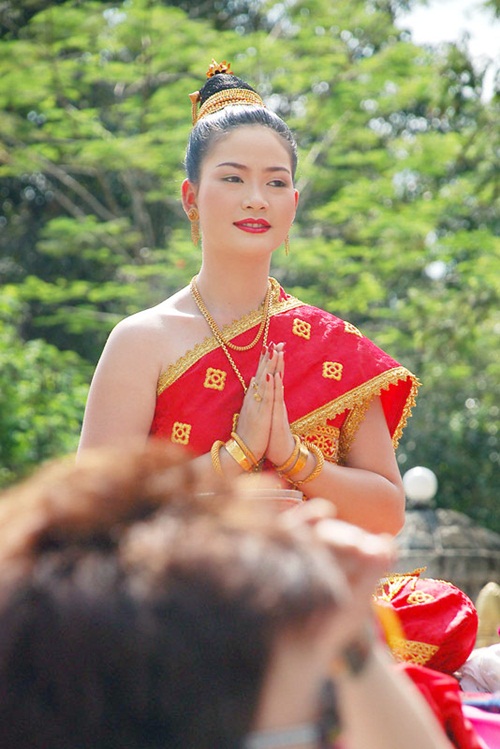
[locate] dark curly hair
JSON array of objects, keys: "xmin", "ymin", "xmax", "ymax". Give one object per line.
[{"xmin": 0, "ymin": 444, "xmax": 340, "ymax": 749}]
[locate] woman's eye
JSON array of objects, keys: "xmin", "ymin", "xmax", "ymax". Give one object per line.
[
  {"xmin": 269, "ymin": 179, "xmax": 287, "ymax": 187},
  {"xmin": 223, "ymin": 175, "xmax": 243, "ymax": 183}
]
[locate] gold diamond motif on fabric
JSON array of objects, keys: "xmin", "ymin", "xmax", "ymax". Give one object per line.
[
  {"xmin": 171, "ymin": 422, "xmax": 192, "ymax": 445},
  {"xmin": 292, "ymin": 318, "xmax": 311, "ymax": 340},
  {"xmin": 344, "ymin": 321, "xmax": 362, "ymax": 337},
  {"xmin": 204, "ymin": 367, "xmax": 227, "ymax": 391},
  {"xmin": 322, "ymin": 362, "xmax": 343, "ymax": 381},
  {"xmin": 408, "ymin": 591, "xmax": 435, "ymax": 605}
]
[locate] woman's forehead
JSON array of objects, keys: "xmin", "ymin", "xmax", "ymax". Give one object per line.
[{"xmin": 203, "ymin": 125, "xmax": 293, "ymax": 166}]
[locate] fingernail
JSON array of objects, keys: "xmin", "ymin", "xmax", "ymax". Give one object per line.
[
  {"xmin": 261, "ymin": 345, "xmax": 267, "ymax": 356},
  {"xmin": 266, "ymin": 373, "xmax": 271, "ymax": 382}
]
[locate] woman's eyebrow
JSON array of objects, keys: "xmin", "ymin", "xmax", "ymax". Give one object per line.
[{"xmin": 216, "ymin": 161, "xmax": 291, "ymax": 175}]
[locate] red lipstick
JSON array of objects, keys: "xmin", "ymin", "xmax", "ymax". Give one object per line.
[{"xmin": 233, "ymin": 218, "xmax": 271, "ymax": 233}]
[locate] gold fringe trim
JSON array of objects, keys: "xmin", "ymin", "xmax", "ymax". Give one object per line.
[
  {"xmin": 290, "ymin": 367, "xmax": 420, "ymax": 461},
  {"xmin": 157, "ymin": 279, "xmax": 302, "ymax": 395},
  {"xmin": 339, "ymin": 399, "xmax": 372, "ymax": 463}
]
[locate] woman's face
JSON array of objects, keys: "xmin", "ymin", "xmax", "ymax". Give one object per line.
[{"xmin": 182, "ymin": 125, "xmax": 299, "ymax": 259}]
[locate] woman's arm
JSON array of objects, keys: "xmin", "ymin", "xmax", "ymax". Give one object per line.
[
  {"xmin": 78, "ymin": 319, "xmax": 161, "ymax": 452},
  {"xmin": 281, "ymin": 505, "xmax": 452, "ymax": 749},
  {"xmin": 298, "ymin": 396, "xmax": 405, "ymax": 534},
  {"xmin": 338, "ymin": 642, "xmax": 453, "ymax": 749},
  {"xmin": 267, "ymin": 351, "xmax": 405, "ymax": 534}
]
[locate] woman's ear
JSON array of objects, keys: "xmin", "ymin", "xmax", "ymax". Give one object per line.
[{"xmin": 181, "ymin": 179, "xmax": 197, "ymax": 215}]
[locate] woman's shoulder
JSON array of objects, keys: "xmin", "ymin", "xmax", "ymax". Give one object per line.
[
  {"xmin": 110, "ymin": 286, "xmax": 192, "ymax": 339},
  {"xmin": 102, "ymin": 285, "xmax": 206, "ymax": 374}
]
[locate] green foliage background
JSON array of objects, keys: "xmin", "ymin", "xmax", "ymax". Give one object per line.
[{"xmin": 0, "ymin": 0, "xmax": 499, "ymax": 530}]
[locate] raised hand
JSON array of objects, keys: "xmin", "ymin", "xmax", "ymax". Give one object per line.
[
  {"xmin": 266, "ymin": 342, "xmax": 296, "ymax": 466},
  {"xmin": 234, "ymin": 343, "xmax": 280, "ymax": 461}
]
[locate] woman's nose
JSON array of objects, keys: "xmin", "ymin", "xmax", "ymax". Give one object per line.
[{"xmin": 243, "ymin": 186, "xmax": 268, "ymax": 210}]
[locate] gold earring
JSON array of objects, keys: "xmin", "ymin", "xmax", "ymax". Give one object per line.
[
  {"xmin": 188, "ymin": 207, "xmax": 200, "ymax": 246},
  {"xmin": 284, "ymin": 234, "xmax": 290, "ymax": 256}
]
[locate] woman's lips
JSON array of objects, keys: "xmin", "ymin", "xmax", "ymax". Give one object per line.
[{"xmin": 233, "ymin": 219, "xmax": 271, "ymax": 233}]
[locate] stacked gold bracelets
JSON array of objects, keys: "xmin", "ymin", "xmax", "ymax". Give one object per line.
[
  {"xmin": 211, "ymin": 432, "xmax": 259, "ymax": 476},
  {"xmin": 275, "ymin": 437, "xmax": 324, "ymax": 487},
  {"xmin": 211, "ymin": 432, "xmax": 325, "ymax": 486}
]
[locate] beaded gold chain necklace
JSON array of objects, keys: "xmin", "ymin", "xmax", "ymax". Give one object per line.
[{"xmin": 190, "ymin": 276, "xmax": 272, "ymax": 393}]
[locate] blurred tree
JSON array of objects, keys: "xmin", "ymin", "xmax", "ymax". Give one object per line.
[
  {"xmin": 0, "ymin": 287, "xmax": 90, "ymax": 484},
  {"xmin": 0, "ymin": 0, "xmax": 498, "ymax": 528}
]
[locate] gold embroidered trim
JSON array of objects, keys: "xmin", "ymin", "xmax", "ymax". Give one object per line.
[
  {"xmin": 299, "ymin": 424, "xmax": 340, "ymax": 461},
  {"xmin": 390, "ymin": 637, "xmax": 439, "ymax": 666},
  {"xmin": 291, "ymin": 367, "xmax": 420, "ymax": 458},
  {"xmin": 157, "ymin": 278, "xmax": 302, "ymax": 395},
  {"xmin": 339, "ymin": 398, "xmax": 372, "ymax": 463},
  {"xmin": 375, "ymin": 569, "xmax": 426, "ymax": 602}
]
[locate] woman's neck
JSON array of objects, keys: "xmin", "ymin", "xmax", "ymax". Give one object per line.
[{"xmin": 195, "ymin": 260, "xmax": 271, "ymax": 325}]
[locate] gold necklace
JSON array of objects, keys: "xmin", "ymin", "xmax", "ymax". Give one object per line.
[
  {"xmin": 190, "ymin": 276, "xmax": 272, "ymax": 392},
  {"xmin": 191, "ymin": 276, "xmax": 271, "ymax": 351}
]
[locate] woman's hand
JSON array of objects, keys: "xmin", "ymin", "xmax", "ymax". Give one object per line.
[
  {"xmin": 235, "ymin": 342, "xmax": 296, "ymax": 467},
  {"xmin": 234, "ymin": 343, "xmax": 280, "ymax": 461},
  {"xmin": 266, "ymin": 343, "xmax": 296, "ymax": 466},
  {"xmin": 282, "ymin": 499, "xmax": 395, "ymax": 649}
]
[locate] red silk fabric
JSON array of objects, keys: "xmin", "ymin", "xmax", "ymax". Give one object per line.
[{"xmin": 150, "ymin": 281, "xmax": 418, "ymax": 462}]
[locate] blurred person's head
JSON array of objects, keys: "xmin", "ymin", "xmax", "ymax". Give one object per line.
[{"xmin": 0, "ymin": 443, "xmax": 346, "ymax": 749}]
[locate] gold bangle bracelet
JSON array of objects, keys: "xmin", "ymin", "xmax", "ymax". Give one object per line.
[
  {"xmin": 295, "ymin": 443, "xmax": 325, "ymax": 486},
  {"xmin": 274, "ymin": 434, "xmax": 301, "ymax": 473},
  {"xmin": 230, "ymin": 431, "xmax": 258, "ymax": 468},
  {"xmin": 225, "ymin": 438, "xmax": 254, "ymax": 472},
  {"xmin": 211, "ymin": 440, "xmax": 225, "ymax": 477},
  {"xmin": 284, "ymin": 441, "xmax": 309, "ymax": 478}
]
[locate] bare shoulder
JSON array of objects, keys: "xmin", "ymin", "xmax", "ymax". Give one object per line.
[
  {"xmin": 103, "ymin": 285, "xmax": 200, "ymax": 372},
  {"xmin": 112, "ymin": 287, "xmax": 188, "ymax": 335}
]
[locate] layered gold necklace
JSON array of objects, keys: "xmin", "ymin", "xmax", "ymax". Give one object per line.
[{"xmin": 190, "ymin": 276, "xmax": 272, "ymax": 392}]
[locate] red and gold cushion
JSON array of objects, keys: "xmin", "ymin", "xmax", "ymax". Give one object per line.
[{"xmin": 374, "ymin": 569, "xmax": 478, "ymax": 675}]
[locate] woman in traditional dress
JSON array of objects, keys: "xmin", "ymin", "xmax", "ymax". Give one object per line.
[{"xmin": 78, "ymin": 60, "xmax": 419, "ymax": 535}]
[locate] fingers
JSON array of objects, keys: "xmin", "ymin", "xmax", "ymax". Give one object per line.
[
  {"xmin": 274, "ymin": 342, "xmax": 285, "ymax": 378},
  {"xmin": 248, "ymin": 373, "xmax": 272, "ymax": 407},
  {"xmin": 236, "ymin": 342, "xmax": 287, "ymax": 461},
  {"xmin": 282, "ymin": 502, "xmax": 394, "ymax": 586},
  {"xmin": 250, "ymin": 343, "xmax": 283, "ymax": 406},
  {"xmin": 280, "ymin": 497, "xmax": 338, "ymax": 528}
]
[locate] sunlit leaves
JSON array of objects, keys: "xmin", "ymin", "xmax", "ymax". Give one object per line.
[{"xmin": 0, "ymin": 0, "xmax": 498, "ymax": 529}]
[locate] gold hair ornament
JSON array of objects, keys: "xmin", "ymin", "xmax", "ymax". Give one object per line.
[
  {"xmin": 189, "ymin": 59, "xmax": 265, "ymax": 125},
  {"xmin": 206, "ymin": 59, "xmax": 232, "ymax": 77}
]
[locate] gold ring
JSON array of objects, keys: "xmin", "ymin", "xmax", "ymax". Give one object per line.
[{"xmin": 253, "ymin": 391, "xmax": 262, "ymax": 402}]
